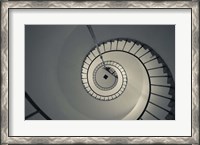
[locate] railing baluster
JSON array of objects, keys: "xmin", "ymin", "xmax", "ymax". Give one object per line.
[
  {"xmin": 151, "ymin": 84, "xmax": 174, "ymax": 89},
  {"xmin": 147, "ymin": 66, "xmax": 166, "ymax": 71},
  {"xmin": 134, "ymin": 45, "xmax": 143, "ymax": 55},
  {"xmin": 144, "ymin": 57, "xmax": 158, "ymax": 64},
  {"xmin": 139, "ymin": 50, "xmax": 150, "ymax": 58},
  {"xmin": 146, "ymin": 110, "xmax": 160, "ymax": 120},
  {"xmin": 128, "ymin": 42, "xmax": 136, "ymax": 52},
  {"xmin": 151, "ymin": 92, "xmax": 175, "ymax": 101},
  {"xmin": 149, "ymin": 101, "xmax": 173, "ymax": 115}
]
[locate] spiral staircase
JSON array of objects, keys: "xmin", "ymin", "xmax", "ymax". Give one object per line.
[{"xmin": 25, "ymin": 25, "xmax": 175, "ymax": 120}]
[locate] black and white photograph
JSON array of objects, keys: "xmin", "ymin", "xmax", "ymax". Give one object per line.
[{"xmin": 25, "ymin": 25, "xmax": 175, "ymax": 120}]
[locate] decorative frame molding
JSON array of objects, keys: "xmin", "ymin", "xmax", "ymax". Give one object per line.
[{"xmin": 1, "ymin": 1, "xmax": 199, "ymax": 144}]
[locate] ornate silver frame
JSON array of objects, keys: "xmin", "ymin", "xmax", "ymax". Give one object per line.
[{"xmin": 1, "ymin": 1, "xmax": 199, "ymax": 144}]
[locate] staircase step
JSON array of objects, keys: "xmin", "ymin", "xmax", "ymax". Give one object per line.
[
  {"xmin": 83, "ymin": 63, "xmax": 89, "ymax": 69},
  {"xmin": 150, "ymin": 77, "xmax": 170, "ymax": 86},
  {"xmin": 82, "ymin": 77, "xmax": 88, "ymax": 82},
  {"xmin": 92, "ymin": 48, "xmax": 99, "ymax": 57},
  {"xmin": 99, "ymin": 44, "xmax": 105, "ymax": 54},
  {"xmin": 85, "ymin": 57, "xmax": 92, "ymax": 64},
  {"xmin": 146, "ymin": 103, "xmax": 169, "ymax": 120},
  {"xmin": 104, "ymin": 42, "xmax": 111, "ymax": 52},
  {"xmin": 129, "ymin": 43, "xmax": 143, "ymax": 55},
  {"xmin": 142, "ymin": 111, "xmax": 159, "ymax": 120},
  {"xmin": 145, "ymin": 60, "xmax": 163, "ymax": 69},
  {"xmin": 151, "ymin": 86, "xmax": 172, "ymax": 98},
  {"xmin": 88, "ymin": 53, "xmax": 95, "ymax": 60},
  {"xmin": 123, "ymin": 41, "xmax": 135, "ymax": 52},
  {"xmin": 140, "ymin": 52, "xmax": 156, "ymax": 62},
  {"xmin": 148, "ymin": 68, "xmax": 168, "ymax": 77},
  {"xmin": 81, "ymin": 73, "xmax": 87, "ymax": 79},
  {"xmin": 111, "ymin": 40, "xmax": 118, "ymax": 50},
  {"xmin": 83, "ymin": 82, "xmax": 89, "ymax": 88},
  {"xmin": 82, "ymin": 68, "xmax": 87, "ymax": 74},
  {"xmin": 150, "ymin": 94, "xmax": 172, "ymax": 110},
  {"xmin": 117, "ymin": 40, "xmax": 127, "ymax": 50},
  {"xmin": 135, "ymin": 47, "xmax": 149, "ymax": 58}
]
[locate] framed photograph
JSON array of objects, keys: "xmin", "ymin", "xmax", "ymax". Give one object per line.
[{"xmin": 1, "ymin": 0, "xmax": 199, "ymax": 144}]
